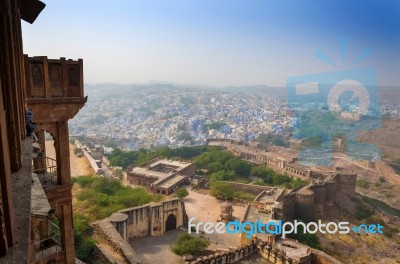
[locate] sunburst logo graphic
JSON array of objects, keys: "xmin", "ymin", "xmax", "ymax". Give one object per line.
[
  {"xmin": 316, "ymin": 39, "xmax": 374, "ymax": 121},
  {"xmin": 286, "ymin": 38, "xmax": 382, "ymax": 166},
  {"xmin": 315, "ymin": 38, "xmax": 372, "ymax": 68}
]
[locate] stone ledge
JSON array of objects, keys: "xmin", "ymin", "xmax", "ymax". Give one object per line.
[
  {"xmin": 93, "ymin": 219, "xmax": 143, "ymax": 264},
  {"xmin": 0, "ymin": 137, "xmax": 33, "ymax": 264}
]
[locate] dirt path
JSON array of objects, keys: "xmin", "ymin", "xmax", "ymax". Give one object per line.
[
  {"xmin": 184, "ymin": 189, "xmax": 247, "ymax": 248},
  {"xmin": 45, "ymin": 140, "xmax": 94, "ymax": 177},
  {"xmin": 375, "ymin": 161, "xmax": 400, "ymax": 185}
]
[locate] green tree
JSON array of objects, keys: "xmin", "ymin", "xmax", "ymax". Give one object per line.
[
  {"xmin": 356, "ymin": 179, "xmax": 369, "ymax": 189},
  {"xmin": 171, "ymin": 234, "xmax": 209, "ymax": 256},
  {"xmin": 291, "ymin": 178, "xmax": 306, "ymax": 189},
  {"xmin": 175, "ymin": 187, "xmax": 189, "ymax": 199},
  {"xmin": 207, "ymin": 161, "xmax": 225, "ymax": 173},
  {"xmin": 112, "ymin": 167, "xmax": 124, "ymax": 180},
  {"xmin": 210, "ymin": 181, "xmax": 235, "ymax": 199},
  {"xmin": 74, "ymin": 147, "xmax": 82, "ymax": 156},
  {"xmin": 210, "ymin": 170, "xmax": 234, "ymax": 181},
  {"xmin": 233, "ymin": 160, "xmax": 252, "ymax": 177}
]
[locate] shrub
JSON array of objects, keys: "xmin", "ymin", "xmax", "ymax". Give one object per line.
[
  {"xmin": 288, "ymin": 224, "xmax": 321, "ymax": 249},
  {"xmin": 171, "ymin": 234, "xmax": 209, "ymax": 256},
  {"xmin": 355, "ymin": 204, "xmax": 373, "ymax": 220},
  {"xmin": 209, "ymin": 181, "xmax": 235, "ymax": 200},
  {"xmin": 253, "ymin": 179, "xmax": 266, "ymax": 186},
  {"xmin": 75, "ymin": 175, "xmax": 96, "ymax": 188},
  {"xmin": 209, "ymin": 181, "xmax": 255, "ymax": 201},
  {"xmin": 176, "ymin": 188, "xmax": 189, "ymax": 199},
  {"xmin": 356, "ymin": 179, "xmax": 370, "ymax": 189},
  {"xmin": 74, "ymin": 214, "xmax": 96, "ymax": 262},
  {"xmin": 74, "ymin": 147, "xmax": 82, "ymax": 155},
  {"xmin": 96, "ymin": 193, "xmax": 110, "ymax": 207},
  {"xmin": 91, "ymin": 177, "xmax": 122, "ymax": 195},
  {"xmin": 74, "ymin": 176, "xmax": 162, "ymax": 221},
  {"xmin": 75, "ymin": 236, "xmax": 96, "ymax": 262}
]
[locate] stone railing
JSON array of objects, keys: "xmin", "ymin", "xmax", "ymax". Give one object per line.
[
  {"xmin": 183, "ymin": 238, "xmax": 345, "ymax": 264},
  {"xmin": 184, "ymin": 239, "xmax": 259, "ymax": 264}
]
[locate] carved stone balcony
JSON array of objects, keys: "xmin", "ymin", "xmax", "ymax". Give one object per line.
[{"xmin": 24, "ymin": 56, "xmax": 87, "ymax": 122}]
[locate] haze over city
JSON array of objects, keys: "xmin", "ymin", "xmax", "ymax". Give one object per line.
[{"xmin": 22, "ymin": 0, "xmax": 400, "ymax": 87}]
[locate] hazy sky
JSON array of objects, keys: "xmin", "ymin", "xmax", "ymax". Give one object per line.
[{"xmin": 22, "ymin": 0, "xmax": 400, "ymax": 87}]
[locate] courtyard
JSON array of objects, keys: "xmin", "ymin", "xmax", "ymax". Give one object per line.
[{"xmin": 129, "ymin": 188, "xmax": 248, "ymax": 263}]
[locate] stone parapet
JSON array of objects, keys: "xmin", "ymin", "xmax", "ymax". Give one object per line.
[{"xmin": 93, "ymin": 219, "xmax": 143, "ymax": 264}]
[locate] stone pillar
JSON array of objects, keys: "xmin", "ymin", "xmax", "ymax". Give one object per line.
[
  {"xmin": 56, "ymin": 121, "xmax": 71, "ymax": 185},
  {"xmin": 34, "ymin": 129, "xmax": 46, "ymax": 173},
  {"xmin": 36, "ymin": 130, "xmax": 46, "ymax": 152},
  {"xmin": 63, "ymin": 202, "xmax": 75, "ymax": 264}
]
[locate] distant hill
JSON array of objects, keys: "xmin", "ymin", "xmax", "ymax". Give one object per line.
[
  {"xmin": 84, "ymin": 83, "xmax": 287, "ymax": 99},
  {"xmin": 84, "ymin": 82, "xmax": 399, "ymax": 102}
]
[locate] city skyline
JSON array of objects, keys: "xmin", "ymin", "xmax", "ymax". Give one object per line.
[{"xmin": 22, "ymin": 0, "xmax": 400, "ymax": 87}]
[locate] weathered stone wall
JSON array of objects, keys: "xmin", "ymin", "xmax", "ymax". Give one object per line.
[
  {"xmin": 184, "ymin": 238, "xmax": 343, "ymax": 264},
  {"xmin": 93, "ymin": 199, "xmax": 187, "ymax": 264},
  {"xmin": 184, "ymin": 239, "xmax": 259, "ymax": 264},
  {"xmin": 335, "ymin": 173, "xmax": 356, "ymax": 196},
  {"xmin": 286, "ymin": 172, "xmax": 357, "ymax": 222},
  {"xmin": 93, "ymin": 219, "xmax": 142, "ymax": 264},
  {"xmin": 184, "ymin": 239, "xmax": 302, "ymax": 264},
  {"xmin": 220, "ymin": 181, "xmax": 274, "ymax": 196},
  {"xmin": 121, "ymin": 205, "xmax": 151, "ymax": 237},
  {"xmin": 294, "ymin": 193, "xmax": 315, "ymax": 223},
  {"xmin": 280, "ymin": 192, "xmax": 295, "ymax": 222},
  {"xmin": 0, "ymin": 0, "xmax": 33, "ymax": 257},
  {"xmin": 118, "ymin": 199, "xmax": 185, "ymax": 237},
  {"xmin": 91, "ymin": 245, "xmax": 115, "ymax": 264},
  {"xmin": 179, "ymin": 163, "xmax": 196, "ymax": 177}
]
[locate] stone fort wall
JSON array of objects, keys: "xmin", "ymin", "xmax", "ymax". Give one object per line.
[
  {"xmin": 220, "ymin": 181, "xmax": 276, "ymax": 196},
  {"xmin": 119, "ymin": 198, "xmax": 186, "ymax": 237},
  {"xmin": 93, "ymin": 198, "xmax": 187, "ymax": 264},
  {"xmin": 286, "ymin": 173, "xmax": 357, "ymax": 222},
  {"xmin": 208, "ymin": 139, "xmax": 358, "ymax": 222},
  {"xmin": 184, "ymin": 238, "xmax": 343, "ymax": 264}
]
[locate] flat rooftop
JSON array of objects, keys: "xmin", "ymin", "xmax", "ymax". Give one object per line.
[
  {"xmin": 145, "ymin": 158, "xmax": 192, "ymax": 171},
  {"xmin": 156, "ymin": 174, "xmax": 187, "ymax": 189},
  {"xmin": 255, "ymin": 189, "xmax": 284, "ymax": 203},
  {"xmin": 243, "ymin": 205, "xmax": 271, "ymax": 223},
  {"xmin": 129, "ymin": 167, "xmax": 172, "ymax": 179},
  {"xmin": 129, "ymin": 158, "xmax": 193, "ymax": 188}
]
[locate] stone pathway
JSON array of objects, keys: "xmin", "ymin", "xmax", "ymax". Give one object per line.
[{"xmin": 129, "ymin": 230, "xmax": 183, "ymax": 264}]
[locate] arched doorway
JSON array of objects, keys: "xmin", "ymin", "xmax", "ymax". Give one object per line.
[{"xmin": 165, "ymin": 214, "xmax": 176, "ymax": 232}]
